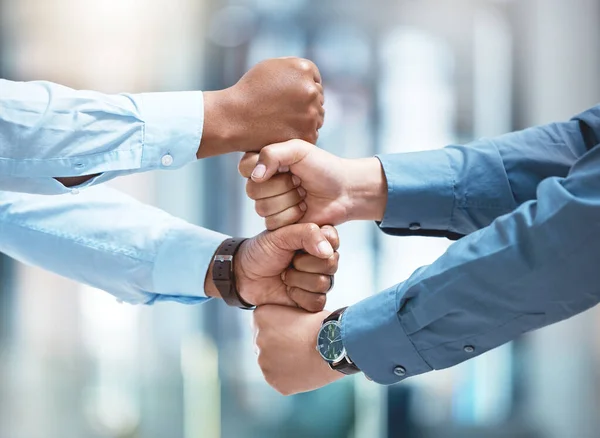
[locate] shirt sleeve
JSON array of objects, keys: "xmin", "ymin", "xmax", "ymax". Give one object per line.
[
  {"xmin": 0, "ymin": 186, "xmax": 227, "ymax": 304},
  {"xmin": 0, "ymin": 78, "xmax": 203, "ymax": 194},
  {"xmin": 342, "ymin": 136, "xmax": 600, "ymax": 384},
  {"xmin": 377, "ymin": 103, "xmax": 600, "ymax": 238}
]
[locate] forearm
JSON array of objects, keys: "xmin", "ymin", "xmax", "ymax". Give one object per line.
[
  {"xmin": 0, "ymin": 79, "xmax": 205, "ymax": 194},
  {"xmin": 342, "ymin": 142, "xmax": 600, "ymax": 384},
  {"xmin": 0, "ymin": 186, "xmax": 227, "ymax": 304},
  {"xmin": 352, "ymin": 104, "xmax": 600, "ymax": 238}
]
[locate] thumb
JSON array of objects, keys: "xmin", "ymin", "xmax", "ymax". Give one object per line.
[
  {"xmin": 270, "ymin": 223, "xmax": 334, "ymax": 259},
  {"xmin": 250, "ymin": 140, "xmax": 313, "ymax": 182},
  {"xmin": 238, "ymin": 152, "xmax": 259, "ymax": 178}
]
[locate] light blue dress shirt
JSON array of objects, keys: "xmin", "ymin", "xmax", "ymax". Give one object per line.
[
  {"xmin": 0, "ymin": 79, "xmax": 204, "ymax": 194},
  {"xmin": 0, "ymin": 78, "xmax": 226, "ymax": 303},
  {"xmin": 342, "ymin": 104, "xmax": 600, "ymax": 384}
]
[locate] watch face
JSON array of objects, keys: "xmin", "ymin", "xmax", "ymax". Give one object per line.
[{"xmin": 317, "ymin": 321, "xmax": 345, "ymax": 362}]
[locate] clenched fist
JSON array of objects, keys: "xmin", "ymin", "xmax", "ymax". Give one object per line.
[
  {"xmin": 205, "ymin": 224, "xmax": 339, "ymax": 312},
  {"xmin": 239, "ymin": 139, "xmax": 388, "ymax": 230},
  {"xmin": 199, "ymin": 58, "xmax": 324, "ymax": 158}
]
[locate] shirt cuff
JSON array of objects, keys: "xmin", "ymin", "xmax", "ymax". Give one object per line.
[
  {"xmin": 137, "ymin": 91, "xmax": 204, "ymax": 171},
  {"xmin": 152, "ymin": 220, "xmax": 228, "ymax": 301},
  {"xmin": 341, "ymin": 284, "xmax": 432, "ymax": 385},
  {"xmin": 376, "ymin": 150, "xmax": 456, "ymax": 234}
]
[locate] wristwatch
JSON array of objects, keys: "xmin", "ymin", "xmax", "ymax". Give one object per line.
[
  {"xmin": 212, "ymin": 238, "xmax": 255, "ymax": 310},
  {"xmin": 316, "ymin": 307, "xmax": 360, "ymax": 375}
]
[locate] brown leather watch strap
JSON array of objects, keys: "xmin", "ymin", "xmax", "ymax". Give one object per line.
[
  {"xmin": 325, "ymin": 307, "xmax": 361, "ymax": 375},
  {"xmin": 212, "ymin": 238, "xmax": 255, "ymax": 310}
]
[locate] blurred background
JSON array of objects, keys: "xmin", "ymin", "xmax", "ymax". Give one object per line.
[{"xmin": 1, "ymin": 0, "xmax": 600, "ymax": 437}]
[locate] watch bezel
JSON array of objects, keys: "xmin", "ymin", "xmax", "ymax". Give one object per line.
[{"xmin": 316, "ymin": 320, "xmax": 346, "ymax": 363}]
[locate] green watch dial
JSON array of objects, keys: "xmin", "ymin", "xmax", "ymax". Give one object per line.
[{"xmin": 317, "ymin": 321, "xmax": 345, "ymax": 362}]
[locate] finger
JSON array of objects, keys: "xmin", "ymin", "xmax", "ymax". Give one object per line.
[
  {"xmin": 239, "ymin": 152, "xmax": 260, "ymax": 178},
  {"xmin": 320, "ymin": 225, "xmax": 340, "ymax": 251},
  {"xmin": 283, "ymin": 269, "xmax": 333, "ymax": 294},
  {"xmin": 270, "ymin": 223, "xmax": 333, "ymax": 258},
  {"xmin": 315, "ymin": 83, "xmax": 324, "ymax": 105},
  {"xmin": 265, "ymin": 204, "xmax": 306, "ymax": 230},
  {"xmin": 250, "ymin": 140, "xmax": 313, "ymax": 182},
  {"xmin": 311, "ymin": 63, "xmax": 322, "ymax": 84},
  {"xmin": 246, "ymin": 173, "xmax": 301, "ymax": 200},
  {"xmin": 293, "ymin": 252, "xmax": 339, "ymax": 275},
  {"xmin": 255, "ymin": 188, "xmax": 304, "ymax": 217},
  {"xmin": 287, "ymin": 288, "xmax": 327, "ymax": 313}
]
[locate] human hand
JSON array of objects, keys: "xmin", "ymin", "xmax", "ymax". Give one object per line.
[
  {"xmin": 206, "ymin": 224, "xmax": 339, "ymax": 312},
  {"xmin": 253, "ymin": 305, "xmax": 343, "ymax": 395},
  {"xmin": 238, "ymin": 139, "xmax": 388, "ymax": 230},
  {"xmin": 199, "ymin": 58, "xmax": 324, "ymax": 158}
]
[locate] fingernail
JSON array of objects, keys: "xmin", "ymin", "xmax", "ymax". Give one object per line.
[
  {"xmin": 292, "ymin": 175, "xmax": 301, "ymax": 186},
  {"xmin": 252, "ymin": 164, "xmax": 267, "ymax": 179},
  {"xmin": 281, "ymin": 270, "xmax": 287, "ymax": 281},
  {"xmin": 297, "ymin": 187, "xmax": 307, "ymax": 197},
  {"xmin": 279, "ymin": 166, "xmax": 290, "ymax": 173},
  {"xmin": 299, "ymin": 201, "xmax": 307, "ymax": 212},
  {"xmin": 317, "ymin": 240, "xmax": 333, "ymax": 256}
]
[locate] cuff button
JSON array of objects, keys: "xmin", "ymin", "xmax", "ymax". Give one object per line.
[
  {"xmin": 161, "ymin": 154, "xmax": 174, "ymax": 167},
  {"xmin": 464, "ymin": 345, "xmax": 475, "ymax": 353},
  {"xmin": 408, "ymin": 223, "xmax": 421, "ymax": 231},
  {"xmin": 393, "ymin": 366, "xmax": 406, "ymax": 377}
]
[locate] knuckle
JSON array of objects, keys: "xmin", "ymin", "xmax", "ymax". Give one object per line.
[
  {"xmin": 255, "ymin": 200, "xmax": 269, "ymax": 217},
  {"xmin": 265, "ymin": 216, "xmax": 280, "ymax": 231},
  {"xmin": 327, "ymin": 256, "xmax": 339, "ymax": 274},
  {"xmin": 260, "ymin": 145, "xmax": 274, "ymax": 162},
  {"xmin": 286, "ymin": 206, "xmax": 304, "ymax": 223},
  {"xmin": 306, "ymin": 84, "xmax": 320, "ymax": 100},
  {"xmin": 245, "ymin": 181, "xmax": 258, "ymax": 199},
  {"xmin": 306, "ymin": 223, "xmax": 320, "ymax": 233},
  {"xmin": 312, "ymin": 294, "xmax": 327, "ymax": 311},
  {"xmin": 307, "ymin": 106, "xmax": 320, "ymax": 121},
  {"xmin": 317, "ymin": 275, "xmax": 331, "ymax": 292},
  {"xmin": 296, "ymin": 59, "xmax": 313, "ymax": 73}
]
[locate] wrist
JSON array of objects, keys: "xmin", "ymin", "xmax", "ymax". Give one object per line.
[
  {"xmin": 204, "ymin": 238, "xmax": 254, "ymax": 307},
  {"xmin": 198, "ymin": 89, "xmax": 238, "ymax": 159},
  {"xmin": 204, "ymin": 256, "xmax": 221, "ymax": 298},
  {"xmin": 232, "ymin": 240, "xmax": 255, "ymax": 306},
  {"xmin": 345, "ymin": 157, "xmax": 388, "ymax": 222}
]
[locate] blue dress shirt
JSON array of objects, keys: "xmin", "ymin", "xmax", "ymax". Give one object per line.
[
  {"xmin": 0, "ymin": 79, "xmax": 203, "ymax": 194},
  {"xmin": 0, "ymin": 78, "xmax": 226, "ymax": 303},
  {"xmin": 342, "ymin": 104, "xmax": 600, "ymax": 384}
]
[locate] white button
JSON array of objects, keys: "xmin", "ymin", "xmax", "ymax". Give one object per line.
[
  {"xmin": 161, "ymin": 154, "xmax": 174, "ymax": 167},
  {"xmin": 71, "ymin": 189, "xmax": 80, "ymax": 195}
]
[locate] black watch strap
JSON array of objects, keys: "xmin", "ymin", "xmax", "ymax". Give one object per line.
[
  {"xmin": 325, "ymin": 307, "xmax": 360, "ymax": 375},
  {"xmin": 212, "ymin": 238, "xmax": 255, "ymax": 310}
]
